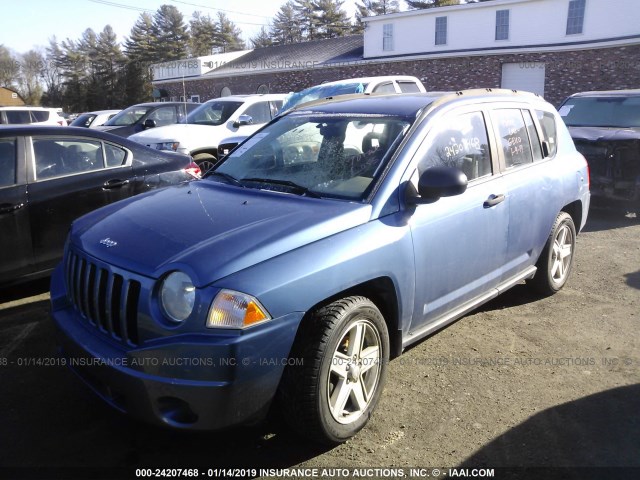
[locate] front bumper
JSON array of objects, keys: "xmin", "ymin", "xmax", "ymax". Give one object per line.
[{"xmin": 50, "ymin": 264, "xmax": 303, "ymax": 430}]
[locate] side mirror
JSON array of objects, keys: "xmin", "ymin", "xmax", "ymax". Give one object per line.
[
  {"xmin": 407, "ymin": 166, "xmax": 468, "ymax": 204},
  {"xmin": 233, "ymin": 114, "xmax": 253, "ymax": 128},
  {"xmin": 143, "ymin": 119, "xmax": 157, "ymax": 129}
]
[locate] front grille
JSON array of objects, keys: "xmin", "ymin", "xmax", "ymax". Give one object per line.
[{"xmin": 65, "ymin": 250, "xmax": 141, "ymax": 346}]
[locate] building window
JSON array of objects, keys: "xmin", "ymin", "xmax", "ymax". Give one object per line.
[
  {"xmin": 383, "ymin": 24, "xmax": 393, "ymax": 51},
  {"xmin": 495, "ymin": 10, "xmax": 509, "ymax": 40},
  {"xmin": 190, "ymin": 95, "xmax": 200, "ymax": 103},
  {"xmin": 566, "ymin": 0, "xmax": 586, "ymax": 35},
  {"xmin": 435, "ymin": 17, "xmax": 447, "ymax": 46},
  {"xmin": 257, "ymin": 84, "xmax": 269, "ymax": 94}
]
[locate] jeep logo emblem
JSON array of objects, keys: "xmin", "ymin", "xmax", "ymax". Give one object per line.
[{"xmin": 99, "ymin": 238, "xmax": 118, "ymax": 248}]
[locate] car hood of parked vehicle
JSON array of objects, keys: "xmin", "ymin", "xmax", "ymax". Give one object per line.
[
  {"xmin": 568, "ymin": 125, "xmax": 640, "ymax": 142},
  {"xmin": 129, "ymin": 123, "xmax": 232, "ymax": 148},
  {"xmin": 70, "ymin": 180, "xmax": 372, "ymax": 287}
]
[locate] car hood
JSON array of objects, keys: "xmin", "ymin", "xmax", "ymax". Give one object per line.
[
  {"xmin": 71, "ymin": 181, "xmax": 372, "ymax": 287},
  {"xmin": 129, "ymin": 123, "xmax": 229, "ymax": 147},
  {"xmin": 568, "ymin": 126, "xmax": 640, "ymax": 142}
]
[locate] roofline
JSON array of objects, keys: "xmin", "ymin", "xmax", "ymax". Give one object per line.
[
  {"xmin": 152, "ymin": 34, "xmax": 639, "ymax": 87},
  {"xmin": 362, "ymin": 0, "xmax": 547, "ymax": 22},
  {"xmin": 568, "ymin": 89, "xmax": 640, "ymax": 97}
]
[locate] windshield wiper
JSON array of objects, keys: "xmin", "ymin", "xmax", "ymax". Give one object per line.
[
  {"xmin": 205, "ymin": 171, "xmax": 243, "ymax": 186},
  {"xmin": 241, "ymin": 177, "xmax": 321, "ymax": 198}
]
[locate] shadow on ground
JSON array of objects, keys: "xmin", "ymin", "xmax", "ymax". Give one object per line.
[
  {"xmin": 0, "ymin": 299, "xmax": 331, "ymax": 471},
  {"xmin": 458, "ymin": 384, "xmax": 640, "ymax": 478},
  {"xmin": 583, "ymin": 205, "xmax": 638, "ymax": 233}
]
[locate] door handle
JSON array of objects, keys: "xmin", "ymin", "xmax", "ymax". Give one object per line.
[
  {"xmin": 0, "ymin": 203, "xmax": 25, "ymax": 214},
  {"xmin": 483, "ymin": 194, "xmax": 505, "ymax": 208},
  {"xmin": 103, "ymin": 179, "xmax": 130, "ymax": 190}
]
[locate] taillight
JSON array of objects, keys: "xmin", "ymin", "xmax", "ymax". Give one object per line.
[
  {"xmin": 184, "ymin": 161, "xmax": 201, "ymax": 179},
  {"xmin": 580, "ymin": 153, "xmax": 590, "ymax": 190}
]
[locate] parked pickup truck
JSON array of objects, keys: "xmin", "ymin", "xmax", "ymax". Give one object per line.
[
  {"xmin": 51, "ymin": 89, "xmax": 590, "ymax": 444},
  {"xmin": 559, "ymin": 89, "xmax": 640, "ymax": 215}
]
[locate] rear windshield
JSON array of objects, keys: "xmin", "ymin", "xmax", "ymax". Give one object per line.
[{"xmin": 559, "ymin": 95, "xmax": 640, "ymax": 128}]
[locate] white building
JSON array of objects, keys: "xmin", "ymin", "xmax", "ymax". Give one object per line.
[{"xmin": 363, "ymin": 0, "xmax": 640, "ymax": 97}]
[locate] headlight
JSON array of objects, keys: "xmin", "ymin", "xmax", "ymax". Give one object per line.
[
  {"xmin": 207, "ymin": 290, "xmax": 271, "ymax": 329},
  {"xmin": 159, "ymin": 141, "xmax": 180, "ymax": 152},
  {"xmin": 160, "ymin": 271, "xmax": 195, "ymax": 323}
]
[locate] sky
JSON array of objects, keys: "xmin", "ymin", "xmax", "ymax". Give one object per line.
[{"xmin": 1, "ymin": 0, "xmax": 362, "ymax": 55}]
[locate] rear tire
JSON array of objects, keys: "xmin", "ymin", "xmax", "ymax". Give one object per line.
[
  {"xmin": 279, "ymin": 296, "xmax": 389, "ymax": 445},
  {"xmin": 531, "ymin": 211, "xmax": 576, "ymax": 295}
]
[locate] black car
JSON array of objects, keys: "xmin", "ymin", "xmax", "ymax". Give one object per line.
[
  {"xmin": 97, "ymin": 102, "xmax": 200, "ymax": 138},
  {"xmin": 559, "ymin": 89, "xmax": 640, "ymax": 214},
  {"xmin": 0, "ymin": 126, "xmax": 200, "ymax": 286}
]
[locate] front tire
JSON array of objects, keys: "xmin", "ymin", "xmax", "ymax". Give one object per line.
[
  {"xmin": 279, "ymin": 296, "xmax": 389, "ymax": 444},
  {"xmin": 192, "ymin": 153, "xmax": 216, "ymax": 174},
  {"xmin": 531, "ymin": 211, "xmax": 576, "ymax": 295}
]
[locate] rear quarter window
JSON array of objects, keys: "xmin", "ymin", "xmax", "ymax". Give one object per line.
[
  {"xmin": 31, "ymin": 111, "xmax": 50, "ymax": 122},
  {"xmin": 398, "ymin": 81, "xmax": 422, "ymax": 93},
  {"xmin": 536, "ymin": 110, "xmax": 558, "ymax": 157}
]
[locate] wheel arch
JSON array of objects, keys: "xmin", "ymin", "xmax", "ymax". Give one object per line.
[
  {"xmin": 301, "ymin": 276, "xmax": 403, "ymax": 359},
  {"xmin": 561, "ymin": 199, "xmax": 583, "ymax": 233},
  {"xmin": 191, "ymin": 148, "xmax": 218, "ymax": 159}
]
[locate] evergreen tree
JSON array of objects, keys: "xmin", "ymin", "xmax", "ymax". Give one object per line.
[
  {"xmin": 405, "ymin": 0, "xmax": 459, "ymax": 8},
  {"xmin": 213, "ymin": 12, "xmax": 245, "ymax": 52},
  {"xmin": 293, "ymin": 0, "xmax": 319, "ymax": 40},
  {"xmin": 40, "ymin": 38, "xmax": 64, "ymax": 107},
  {"xmin": 123, "ymin": 13, "xmax": 155, "ymax": 104},
  {"xmin": 313, "ymin": 0, "xmax": 351, "ymax": 39},
  {"xmin": 271, "ymin": 1, "xmax": 304, "ymax": 45},
  {"xmin": 250, "ymin": 27, "xmax": 274, "ymax": 49},
  {"xmin": 356, "ymin": 0, "xmax": 400, "ymax": 20},
  {"xmin": 94, "ymin": 26, "xmax": 125, "ymax": 108},
  {"xmin": 189, "ymin": 11, "xmax": 218, "ymax": 57},
  {"xmin": 58, "ymin": 37, "xmax": 89, "ymax": 112},
  {"xmin": 150, "ymin": 5, "xmax": 189, "ymax": 61}
]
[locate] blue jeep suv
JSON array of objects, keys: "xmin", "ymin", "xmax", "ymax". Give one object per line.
[{"xmin": 51, "ymin": 89, "xmax": 590, "ymax": 444}]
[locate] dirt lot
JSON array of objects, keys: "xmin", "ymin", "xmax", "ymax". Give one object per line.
[{"xmin": 0, "ymin": 207, "xmax": 638, "ymax": 479}]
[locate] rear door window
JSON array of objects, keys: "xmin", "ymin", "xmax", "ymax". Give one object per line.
[
  {"xmin": 0, "ymin": 138, "xmax": 17, "ymax": 187},
  {"xmin": 372, "ymin": 82, "xmax": 396, "ymax": 94},
  {"xmin": 492, "ymin": 109, "xmax": 534, "ymax": 168},
  {"xmin": 34, "ymin": 138, "xmax": 105, "ymax": 179},
  {"xmin": 5, "ymin": 110, "xmax": 31, "ymax": 124}
]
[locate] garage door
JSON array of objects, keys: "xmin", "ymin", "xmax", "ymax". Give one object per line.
[{"xmin": 501, "ymin": 62, "xmax": 546, "ymax": 97}]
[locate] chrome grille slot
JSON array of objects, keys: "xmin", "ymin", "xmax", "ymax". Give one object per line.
[{"xmin": 65, "ymin": 250, "xmax": 141, "ymax": 346}]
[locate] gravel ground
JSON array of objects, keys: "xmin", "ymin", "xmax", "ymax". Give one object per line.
[{"xmin": 0, "ymin": 207, "xmax": 638, "ymax": 480}]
